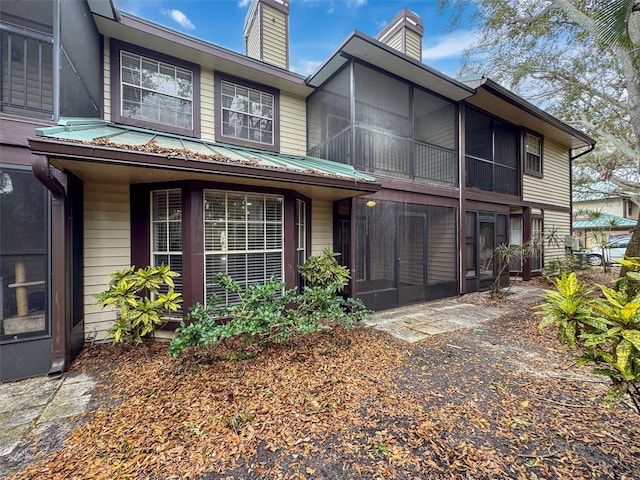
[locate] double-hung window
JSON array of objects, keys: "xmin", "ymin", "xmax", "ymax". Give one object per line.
[
  {"xmin": 216, "ymin": 76, "xmax": 279, "ymax": 151},
  {"xmin": 112, "ymin": 41, "xmax": 200, "ymax": 136},
  {"xmin": 151, "ymin": 190, "xmax": 183, "ymax": 309},
  {"xmin": 204, "ymin": 190, "xmax": 284, "ymax": 305},
  {"xmin": 525, "ymin": 133, "xmax": 543, "ymax": 176}
]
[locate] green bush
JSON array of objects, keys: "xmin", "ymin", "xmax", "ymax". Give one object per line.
[
  {"xmin": 95, "ymin": 264, "xmax": 182, "ymax": 344},
  {"xmin": 169, "ymin": 257, "xmax": 370, "ymax": 357},
  {"xmin": 539, "ymin": 257, "xmax": 640, "ymax": 410},
  {"xmin": 541, "ymin": 255, "xmax": 581, "ymax": 282},
  {"xmin": 297, "ymin": 248, "xmax": 350, "ymax": 290}
]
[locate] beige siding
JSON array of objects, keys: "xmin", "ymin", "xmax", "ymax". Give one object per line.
[
  {"xmin": 385, "ymin": 30, "xmax": 403, "ymax": 52},
  {"xmin": 427, "ymin": 210, "xmax": 457, "ymax": 283},
  {"xmin": 245, "ymin": 11, "xmax": 261, "ymax": 60},
  {"xmin": 544, "ymin": 209, "xmax": 571, "ymax": 261},
  {"xmin": 103, "ymin": 38, "xmax": 111, "ymax": 122},
  {"xmin": 405, "ymin": 30, "xmax": 422, "ymax": 61},
  {"xmin": 83, "ymin": 182, "xmax": 131, "ymax": 341},
  {"xmin": 280, "ymin": 92, "xmax": 306, "ymax": 154},
  {"xmin": 311, "ymin": 200, "xmax": 333, "ymax": 255},
  {"xmin": 523, "ymin": 138, "xmax": 570, "ymax": 207},
  {"xmin": 574, "ymin": 198, "xmax": 627, "ymax": 218},
  {"xmin": 261, "ymin": 4, "xmax": 287, "ymax": 69},
  {"xmin": 200, "ymin": 68, "xmax": 215, "ymax": 142}
]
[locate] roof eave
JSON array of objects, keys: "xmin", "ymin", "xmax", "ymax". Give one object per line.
[
  {"xmin": 27, "ymin": 137, "xmax": 381, "ymax": 194},
  {"xmin": 307, "ymin": 31, "xmax": 475, "ymax": 102}
]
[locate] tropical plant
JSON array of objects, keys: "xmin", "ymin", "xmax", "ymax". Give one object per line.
[
  {"xmin": 539, "ymin": 258, "xmax": 640, "ymax": 411},
  {"xmin": 297, "ymin": 248, "xmax": 350, "ymax": 290},
  {"xmin": 95, "ymin": 264, "xmax": 182, "ymax": 344}
]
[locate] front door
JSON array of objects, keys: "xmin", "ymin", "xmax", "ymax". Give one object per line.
[{"xmin": 0, "ymin": 167, "xmax": 51, "ymax": 382}]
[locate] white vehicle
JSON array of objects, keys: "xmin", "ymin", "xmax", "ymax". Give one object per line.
[{"xmin": 585, "ymin": 236, "xmax": 631, "ymax": 266}]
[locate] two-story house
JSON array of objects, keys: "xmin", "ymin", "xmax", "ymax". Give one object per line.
[{"xmin": 1, "ymin": 0, "xmax": 594, "ymax": 382}]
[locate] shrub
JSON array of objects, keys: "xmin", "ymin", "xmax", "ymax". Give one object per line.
[
  {"xmin": 297, "ymin": 248, "xmax": 350, "ymax": 290},
  {"xmin": 95, "ymin": 264, "xmax": 182, "ymax": 344},
  {"xmin": 169, "ymin": 256, "xmax": 370, "ymax": 357},
  {"xmin": 538, "ymin": 258, "xmax": 640, "ymax": 411}
]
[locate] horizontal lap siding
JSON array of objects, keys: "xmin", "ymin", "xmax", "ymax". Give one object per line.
[
  {"xmin": 523, "ymin": 139, "xmax": 570, "ymax": 207},
  {"xmin": 261, "ymin": 4, "xmax": 287, "ymax": 70},
  {"xmin": 544, "ymin": 209, "xmax": 571, "ymax": 260},
  {"xmin": 386, "ymin": 31, "xmax": 403, "ymax": 52},
  {"xmin": 83, "ymin": 182, "xmax": 131, "ymax": 341},
  {"xmin": 280, "ymin": 93, "xmax": 306, "ymax": 155},
  {"xmin": 200, "ymin": 68, "xmax": 215, "ymax": 142},
  {"xmin": 405, "ymin": 30, "xmax": 422, "ymax": 61},
  {"xmin": 245, "ymin": 13, "xmax": 260, "ymax": 61},
  {"xmin": 311, "ymin": 200, "xmax": 332, "ymax": 255}
]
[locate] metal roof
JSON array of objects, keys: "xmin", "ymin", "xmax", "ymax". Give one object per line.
[
  {"xmin": 34, "ymin": 119, "xmax": 377, "ymax": 184},
  {"xmin": 573, "ymin": 213, "xmax": 637, "ymax": 229}
]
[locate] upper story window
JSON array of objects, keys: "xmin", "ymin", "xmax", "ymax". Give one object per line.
[
  {"xmin": 524, "ymin": 133, "xmax": 543, "ymax": 176},
  {"xmin": 215, "ymin": 75, "xmax": 280, "ymax": 151},
  {"xmin": 465, "ymin": 107, "xmax": 519, "ymax": 195},
  {"xmin": 111, "ymin": 41, "xmax": 200, "ymax": 137}
]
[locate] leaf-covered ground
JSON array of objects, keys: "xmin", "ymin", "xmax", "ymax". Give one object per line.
[{"xmin": 6, "ymin": 278, "xmax": 640, "ymax": 479}]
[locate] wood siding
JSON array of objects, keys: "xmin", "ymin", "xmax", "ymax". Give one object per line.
[
  {"xmin": 386, "ymin": 30, "xmax": 403, "ymax": 52},
  {"xmin": 522, "ymin": 138, "xmax": 570, "ymax": 207},
  {"xmin": 83, "ymin": 182, "xmax": 131, "ymax": 341},
  {"xmin": 405, "ymin": 29, "xmax": 422, "ymax": 61},
  {"xmin": 311, "ymin": 200, "xmax": 332, "ymax": 255},
  {"xmin": 427, "ymin": 210, "xmax": 457, "ymax": 283},
  {"xmin": 261, "ymin": 4, "xmax": 287, "ymax": 70},
  {"xmin": 280, "ymin": 92, "xmax": 306, "ymax": 155},
  {"xmin": 544, "ymin": 209, "xmax": 571, "ymax": 261},
  {"xmin": 245, "ymin": 10, "xmax": 261, "ymax": 61},
  {"xmin": 200, "ymin": 68, "xmax": 215, "ymax": 142}
]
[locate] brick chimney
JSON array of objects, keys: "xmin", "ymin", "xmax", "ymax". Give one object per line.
[
  {"xmin": 375, "ymin": 9, "xmax": 424, "ymax": 62},
  {"xmin": 243, "ymin": 0, "xmax": 290, "ymax": 70}
]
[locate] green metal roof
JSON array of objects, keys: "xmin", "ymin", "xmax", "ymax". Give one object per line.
[
  {"xmin": 572, "ymin": 213, "xmax": 637, "ymax": 229},
  {"xmin": 34, "ymin": 119, "xmax": 377, "ymax": 184}
]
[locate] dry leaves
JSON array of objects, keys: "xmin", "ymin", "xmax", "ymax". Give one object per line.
[{"xmin": 6, "ymin": 297, "xmax": 640, "ymax": 479}]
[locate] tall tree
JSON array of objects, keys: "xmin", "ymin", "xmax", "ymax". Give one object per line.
[{"xmin": 443, "ymin": 0, "xmax": 640, "ymax": 268}]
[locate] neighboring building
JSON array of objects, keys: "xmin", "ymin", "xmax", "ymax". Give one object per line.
[
  {"xmin": 573, "ymin": 213, "xmax": 636, "ymax": 249},
  {"xmin": 0, "ymin": 0, "xmax": 595, "ymax": 381}
]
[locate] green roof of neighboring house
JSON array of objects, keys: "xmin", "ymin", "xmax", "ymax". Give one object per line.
[
  {"xmin": 34, "ymin": 119, "xmax": 378, "ymax": 184},
  {"xmin": 572, "ymin": 213, "xmax": 637, "ymax": 229}
]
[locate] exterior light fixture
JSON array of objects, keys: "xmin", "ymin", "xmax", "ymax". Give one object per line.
[{"xmin": 366, "ymin": 200, "xmax": 377, "ymax": 207}]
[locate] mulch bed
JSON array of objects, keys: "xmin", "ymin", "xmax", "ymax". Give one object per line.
[{"xmin": 6, "ymin": 270, "xmax": 640, "ymax": 479}]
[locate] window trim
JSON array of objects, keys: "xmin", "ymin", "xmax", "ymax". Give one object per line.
[
  {"xmin": 214, "ymin": 73, "xmax": 280, "ymax": 152},
  {"xmin": 110, "ymin": 40, "xmax": 201, "ymax": 137},
  {"xmin": 524, "ymin": 131, "xmax": 543, "ymax": 178}
]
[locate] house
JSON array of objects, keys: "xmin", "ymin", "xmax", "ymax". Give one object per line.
[{"xmin": 0, "ymin": 0, "xmax": 594, "ymax": 382}]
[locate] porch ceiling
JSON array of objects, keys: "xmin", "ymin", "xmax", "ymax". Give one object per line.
[{"xmin": 29, "ymin": 120, "xmax": 380, "ymax": 202}]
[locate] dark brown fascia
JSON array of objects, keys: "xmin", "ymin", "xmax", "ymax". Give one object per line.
[{"xmin": 27, "ymin": 137, "xmax": 381, "ymax": 193}]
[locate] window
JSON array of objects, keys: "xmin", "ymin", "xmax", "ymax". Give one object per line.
[
  {"xmin": 510, "ymin": 217, "xmax": 524, "ymax": 273},
  {"xmin": 525, "ymin": 133, "xmax": 543, "ymax": 175},
  {"xmin": 216, "ymin": 77, "xmax": 279, "ymax": 150},
  {"xmin": 204, "ymin": 191, "xmax": 283, "ymax": 305},
  {"xmin": 111, "ymin": 41, "xmax": 200, "ymax": 136},
  {"xmin": 530, "ymin": 217, "xmax": 543, "ymax": 271},
  {"xmin": 151, "ymin": 190, "xmax": 183, "ymax": 307},
  {"xmin": 296, "ymin": 199, "xmax": 306, "ymax": 269}
]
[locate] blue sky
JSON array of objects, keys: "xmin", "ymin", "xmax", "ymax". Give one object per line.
[{"xmin": 113, "ymin": 0, "xmax": 478, "ymax": 77}]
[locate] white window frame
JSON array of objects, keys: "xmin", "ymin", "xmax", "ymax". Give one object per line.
[
  {"xmin": 120, "ymin": 51, "xmax": 194, "ymax": 130},
  {"xmin": 203, "ymin": 190, "xmax": 284, "ymax": 306},
  {"xmin": 220, "ymin": 79, "xmax": 275, "ymax": 146},
  {"xmin": 525, "ymin": 133, "xmax": 543, "ymax": 175}
]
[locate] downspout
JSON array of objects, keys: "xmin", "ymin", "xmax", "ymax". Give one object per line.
[
  {"xmin": 52, "ymin": 0, "xmax": 60, "ymax": 122},
  {"xmin": 32, "ymin": 154, "xmax": 69, "ymax": 376}
]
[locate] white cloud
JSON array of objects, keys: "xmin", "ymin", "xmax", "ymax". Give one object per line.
[
  {"xmin": 238, "ymin": 0, "xmax": 251, "ymax": 7},
  {"xmin": 162, "ymin": 9, "xmax": 195, "ymax": 30},
  {"xmin": 422, "ymin": 30, "xmax": 479, "ymax": 62},
  {"xmin": 290, "ymin": 59, "xmax": 323, "ymax": 77},
  {"xmin": 347, "ymin": 0, "xmax": 367, "ymax": 7}
]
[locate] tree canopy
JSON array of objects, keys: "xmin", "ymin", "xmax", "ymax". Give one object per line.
[{"xmin": 443, "ymin": 0, "xmax": 640, "ymax": 202}]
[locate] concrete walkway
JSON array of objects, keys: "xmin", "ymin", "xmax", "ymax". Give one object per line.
[{"xmin": 0, "ymin": 372, "xmax": 94, "ymax": 458}]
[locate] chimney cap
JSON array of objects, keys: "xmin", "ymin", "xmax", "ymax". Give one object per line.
[{"xmin": 375, "ymin": 8, "xmax": 424, "ymax": 43}]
